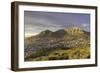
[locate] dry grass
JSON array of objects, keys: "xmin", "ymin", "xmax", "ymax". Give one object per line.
[{"xmin": 26, "ymin": 47, "xmax": 90, "ymax": 61}]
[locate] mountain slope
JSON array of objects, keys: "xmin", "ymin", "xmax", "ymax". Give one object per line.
[{"xmin": 24, "ymin": 27, "xmax": 90, "ymax": 61}]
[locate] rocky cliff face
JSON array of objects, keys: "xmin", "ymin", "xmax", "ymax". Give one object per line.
[{"xmin": 64, "ymin": 27, "xmax": 84, "ymax": 34}]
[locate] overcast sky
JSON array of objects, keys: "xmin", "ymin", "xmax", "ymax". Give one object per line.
[{"xmin": 24, "ymin": 11, "xmax": 90, "ymax": 37}]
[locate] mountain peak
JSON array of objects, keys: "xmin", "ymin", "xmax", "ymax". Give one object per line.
[
  {"xmin": 64, "ymin": 27, "xmax": 83, "ymax": 34},
  {"xmin": 43, "ymin": 29, "xmax": 52, "ymax": 33},
  {"xmin": 39, "ymin": 29, "xmax": 53, "ymax": 37}
]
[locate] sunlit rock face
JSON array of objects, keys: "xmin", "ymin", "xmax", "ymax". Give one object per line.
[{"xmin": 64, "ymin": 27, "xmax": 84, "ymax": 35}]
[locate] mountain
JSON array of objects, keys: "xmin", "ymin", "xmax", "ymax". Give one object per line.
[
  {"xmin": 38, "ymin": 29, "xmax": 53, "ymax": 37},
  {"xmin": 24, "ymin": 27, "xmax": 90, "ymax": 60}
]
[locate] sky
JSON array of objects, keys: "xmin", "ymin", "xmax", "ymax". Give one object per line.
[{"xmin": 24, "ymin": 11, "xmax": 90, "ymax": 37}]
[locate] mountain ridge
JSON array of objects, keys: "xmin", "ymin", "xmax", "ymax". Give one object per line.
[{"xmin": 26, "ymin": 27, "xmax": 89, "ymax": 39}]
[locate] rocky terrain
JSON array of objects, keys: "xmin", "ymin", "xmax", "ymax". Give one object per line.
[{"xmin": 24, "ymin": 27, "xmax": 90, "ymax": 61}]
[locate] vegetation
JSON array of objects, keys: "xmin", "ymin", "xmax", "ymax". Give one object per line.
[{"xmin": 25, "ymin": 47, "xmax": 90, "ymax": 61}]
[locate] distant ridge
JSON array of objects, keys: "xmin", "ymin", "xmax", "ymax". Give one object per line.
[{"xmin": 37, "ymin": 27, "xmax": 84, "ymax": 37}]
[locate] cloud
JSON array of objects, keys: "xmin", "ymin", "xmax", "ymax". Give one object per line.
[{"xmin": 24, "ymin": 11, "xmax": 90, "ymax": 34}]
